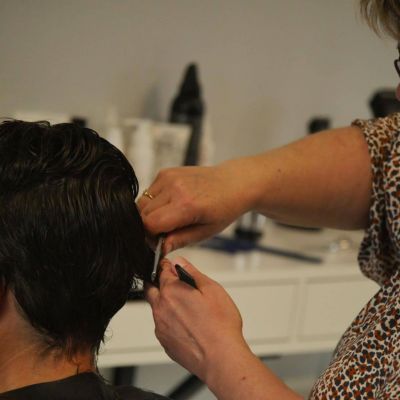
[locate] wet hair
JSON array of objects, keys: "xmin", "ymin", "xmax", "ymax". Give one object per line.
[
  {"xmin": 0, "ymin": 120, "xmax": 150, "ymax": 358},
  {"xmin": 360, "ymin": 0, "xmax": 400, "ymax": 40}
]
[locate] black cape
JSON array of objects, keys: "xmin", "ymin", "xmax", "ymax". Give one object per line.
[{"xmin": 0, "ymin": 372, "xmax": 170, "ymax": 400}]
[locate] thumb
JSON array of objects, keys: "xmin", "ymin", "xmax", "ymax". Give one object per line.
[{"xmin": 163, "ymin": 225, "xmax": 217, "ymax": 254}]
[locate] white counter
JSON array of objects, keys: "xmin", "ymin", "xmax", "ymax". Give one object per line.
[{"xmin": 98, "ymin": 223, "xmax": 378, "ymax": 367}]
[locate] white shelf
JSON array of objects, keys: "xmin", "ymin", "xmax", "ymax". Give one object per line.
[{"xmin": 98, "ymin": 224, "xmax": 378, "ymax": 368}]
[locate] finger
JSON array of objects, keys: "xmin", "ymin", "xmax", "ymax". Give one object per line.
[
  {"xmin": 137, "ymin": 190, "xmax": 163, "ymax": 214},
  {"xmin": 142, "ymin": 203, "xmax": 198, "ymax": 237},
  {"xmin": 136, "ymin": 175, "xmax": 167, "ymax": 212},
  {"xmin": 140, "ymin": 191, "xmax": 171, "ymax": 217},
  {"xmin": 163, "ymin": 224, "xmax": 218, "ymax": 253},
  {"xmin": 136, "ymin": 195, "xmax": 151, "ymax": 214},
  {"xmin": 144, "ymin": 283, "xmax": 160, "ymax": 306},
  {"xmin": 158, "ymin": 257, "xmax": 176, "ymax": 274},
  {"xmin": 141, "ymin": 169, "xmax": 173, "ymax": 199},
  {"xmin": 158, "ymin": 259, "xmax": 179, "ymax": 290}
]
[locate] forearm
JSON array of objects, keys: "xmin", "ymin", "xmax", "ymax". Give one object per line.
[
  {"xmin": 220, "ymin": 126, "xmax": 372, "ymax": 229},
  {"xmin": 205, "ymin": 341, "xmax": 302, "ymax": 400}
]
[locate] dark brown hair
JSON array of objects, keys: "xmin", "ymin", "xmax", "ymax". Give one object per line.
[
  {"xmin": 0, "ymin": 120, "xmax": 151, "ymax": 358},
  {"xmin": 360, "ymin": 0, "xmax": 400, "ymax": 40}
]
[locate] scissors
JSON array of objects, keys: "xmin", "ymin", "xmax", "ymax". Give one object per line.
[
  {"xmin": 151, "ymin": 234, "xmax": 165, "ymax": 284},
  {"xmin": 150, "ymin": 235, "xmax": 197, "ymax": 289}
]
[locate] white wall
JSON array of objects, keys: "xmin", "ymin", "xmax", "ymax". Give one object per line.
[{"xmin": 0, "ymin": 0, "xmax": 397, "ymax": 163}]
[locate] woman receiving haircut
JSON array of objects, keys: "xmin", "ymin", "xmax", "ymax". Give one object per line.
[{"xmin": 139, "ymin": 1, "xmax": 400, "ymax": 399}]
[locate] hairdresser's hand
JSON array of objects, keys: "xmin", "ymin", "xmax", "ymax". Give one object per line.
[
  {"xmin": 145, "ymin": 257, "xmax": 248, "ymax": 383},
  {"xmin": 145, "ymin": 258, "xmax": 301, "ymax": 400},
  {"xmin": 138, "ymin": 127, "xmax": 373, "ymax": 246},
  {"xmin": 137, "ymin": 163, "xmax": 257, "ymax": 253}
]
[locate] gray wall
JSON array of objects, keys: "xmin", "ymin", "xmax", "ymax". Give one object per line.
[{"xmin": 0, "ymin": 0, "xmax": 397, "ymax": 163}]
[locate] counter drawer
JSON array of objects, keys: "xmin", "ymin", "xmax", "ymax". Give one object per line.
[
  {"xmin": 104, "ymin": 281, "xmax": 298, "ymax": 354},
  {"xmin": 227, "ymin": 282, "xmax": 296, "ymax": 343}
]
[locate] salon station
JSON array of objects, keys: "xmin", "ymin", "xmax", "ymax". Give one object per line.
[{"xmin": 1, "ymin": 1, "xmax": 399, "ymax": 399}]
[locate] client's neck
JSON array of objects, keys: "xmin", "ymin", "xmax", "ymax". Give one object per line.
[
  {"xmin": 0, "ymin": 292, "xmax": 95, "ymax": 393},
  {"xmin": 0, "ymin": 344, "xmax": 95, "ymax": 393}
]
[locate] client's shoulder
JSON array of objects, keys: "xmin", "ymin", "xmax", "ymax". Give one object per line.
[{"xmin": 114, "ymin": 385, "xmax": 171, "ymax": 400}]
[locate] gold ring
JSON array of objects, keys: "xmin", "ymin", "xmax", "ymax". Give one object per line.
[{"xmin": 143, "ymin": 189, "xmax": 154, "ymax": 200}]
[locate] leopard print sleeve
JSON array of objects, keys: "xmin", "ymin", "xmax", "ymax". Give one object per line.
[{"xmin": 352, "ymin": 113, "xmax": 400, "ymax": 286}]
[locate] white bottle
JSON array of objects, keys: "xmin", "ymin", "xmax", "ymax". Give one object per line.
[
  {"xmin": 198, "ymin": 116, "xmax": 215, "ymax": 166},
  {"xmin": 105, "ymin": 107, "xmax": 124, "ymax": 152},
  {"xmin": 126, "ymin": 119, "xmax": 155, "ymax": 191}
]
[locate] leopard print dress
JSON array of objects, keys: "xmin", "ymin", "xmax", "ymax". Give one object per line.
[{"xmin": 309, "ymin": 113, "xmax": 400, "ymax": 399}]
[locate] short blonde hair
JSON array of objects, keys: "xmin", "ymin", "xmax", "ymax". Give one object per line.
[{"xmin": 360, "ymin": 0, "xmax": 400, "ymax": 40}]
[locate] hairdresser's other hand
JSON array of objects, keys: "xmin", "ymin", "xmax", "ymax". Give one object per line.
[
  {"xmin": 145, "ymin": 258, "xmax": 301, "ymax": 400},
  {"xmin": 145, "ymin": 257, "xmax": 247, "ymax": 382},
  {"xmin": 137, "ymin": 163, "xmax": 257, "ymax": 253}
]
